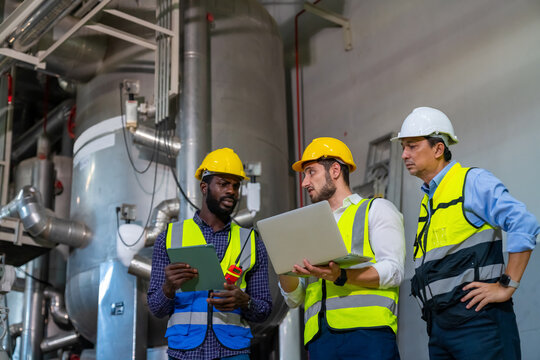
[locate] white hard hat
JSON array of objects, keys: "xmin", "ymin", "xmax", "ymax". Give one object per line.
[{"xmin": 391, "ymin": 107, "xmax": 459, "ymax": 146}]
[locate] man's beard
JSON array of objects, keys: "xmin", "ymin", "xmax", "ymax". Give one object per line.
[
  {"xmin": 206, "ymin": 187, "xmax": 237, "ymax": 221},
  {"xmin": 310, "ymin": 171, "xmax": 336, "ymax": 203}
]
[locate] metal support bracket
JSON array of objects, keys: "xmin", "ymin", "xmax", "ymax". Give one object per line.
[
  {"xmin": 0, "ymin": 49, "xmax": 45, "ymax": 69},
  {"xmin": 303, "ymin": 2, "xmax": 352, "ymax": 51},
  {"xmin": 85, "ymin": 24, "xmax": 157, "ymax": 51}
]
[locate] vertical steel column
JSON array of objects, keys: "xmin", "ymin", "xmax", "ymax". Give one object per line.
[{"xmin": 176, "ymin": 0, "xmax": 210, "ymax": 220}]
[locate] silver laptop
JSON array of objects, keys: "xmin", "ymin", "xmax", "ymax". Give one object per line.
[{"xmin": 257, "ymin": 200, "xmax": 372, "ymax": 275}]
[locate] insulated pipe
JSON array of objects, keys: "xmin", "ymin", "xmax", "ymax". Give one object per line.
[
  {"xmin": 128, "ymin": 255, "xmax": 152, "ymax": 281},
  {"xmin": 11, "ymin": 99, "xmax": 75, "ymax": 162},
  {"xmin": 7, "ymin": 0, "xmax": 83, "ymax": 52},
  {"xmin": 177, "ymin": 0, "xmax": 211, "ymax": 220},
  {"xmin": 40, "ymin": 331, "xmax": 79, "ymax": 353},
  {"xmin": 0, "ymin": 186, "xmax": 91, "ymax": 248},
  {"xmin": 43, "ymin": 287, "xmax": 70, "ymax": 326},
  {"xmin": 232, "ymin": 208, "xmax": 256, "ymax": 228},
  {"xmin": 133, "ymin": 125, "xmax": 182, "ymax": 158},
  {"xmin": 144, "ymin": 198, "xmax": 180, "ymax": 246},
  {"xmin": 20, "ymin": 256, "xmax": 47, "ymax": 359}
]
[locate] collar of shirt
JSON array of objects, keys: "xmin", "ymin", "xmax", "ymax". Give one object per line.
[
  {"xmin": 333, "ymin": 193, "xmax": 363, "ymax": 222},
  {"xmin": 192, "ymin": 211, "xmax": 231, "ymax": 233},
  {"xmin": 420, "ymin": 160, "xmax": 457, "ymax": 198}
]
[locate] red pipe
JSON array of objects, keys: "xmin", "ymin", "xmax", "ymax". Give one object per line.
[
  {"xmin": 6, "ymin": 73, "xmax": 12, "ymax": 105},
  {"xmin": 294, "ymin": 0, "xmax": 322, "ymax": 207}
]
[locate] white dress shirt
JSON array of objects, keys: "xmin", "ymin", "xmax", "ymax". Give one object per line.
[{"xmin": 280, "ymin": 194, "xmax": 406, "ymax": 308}]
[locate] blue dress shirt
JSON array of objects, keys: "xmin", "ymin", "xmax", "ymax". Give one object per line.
[{"xmin": 421, "ymin": 161, "xmax": 539, "ymax": 253}]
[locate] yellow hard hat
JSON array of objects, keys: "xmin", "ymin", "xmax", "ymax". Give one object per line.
[
  {"xmin": 292, "ymin": 137, "xmax": 356, "ymax": 172},
  {"xmin": 195, "ymin": 148, "xmax": 248, "ymax": 180}
]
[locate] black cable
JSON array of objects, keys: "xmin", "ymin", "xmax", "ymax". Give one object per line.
[
  {"xmin": 118, "ymin": 83, "xmax": 158, "ymax": 174},
  {"xmin": 15, "ymin": 267, "xmax": 53, "ymax": 287},
  {"xmin": 234, "ymin": 228, "xmax": 254, "ymax": 266},
  {"xmin": 159, "ymin": 117, "xmax": 200, "ymax": 211},
  {"xmin": 115, "ymin": 91, "xmax": 163, "ymax": 248}
]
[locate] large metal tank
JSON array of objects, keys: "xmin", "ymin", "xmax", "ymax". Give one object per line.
[
  {"xmin": 207, "ymin": 0, "xmax": 291, "ymax": 335},
  {"xmin": 66, "ymin": 52, "xmax": 177, "ymax": 351},
  {"xmin": 65, "ymin": 0, "xmax": 290, "ymax": 355},
  {"xmin": 208, "ymin": 0, "xmax": 290, "ymax": 220}
]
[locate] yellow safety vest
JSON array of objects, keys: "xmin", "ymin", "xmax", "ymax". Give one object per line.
[
  {"xmin": 303, "ymin": 199, "xmax": 399, "ymax": 346},
  {"xmin": 164, "ymin": 219, "xmax": 257, "ymax": 350},
  {"xmin": 411, "ymin": 163, "xmax": 504, "ymax": 312}
]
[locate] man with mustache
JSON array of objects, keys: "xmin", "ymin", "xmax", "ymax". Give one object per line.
[
  {"xmin": 147, "ymin": 148, "xmax": 272, "ymax": 360},
  {"xmin": 279, "ymin": 137, "xmax": 405, "ymax": 360},
  {"xmin": 394, "ymin": 107, "xmax": 539, "ymax": 359}
]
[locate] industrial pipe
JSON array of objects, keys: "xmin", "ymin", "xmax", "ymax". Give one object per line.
[
  {"xmin": 43, "ymin": 287, "xmax": 70, "ymax": 326},
  {"xmin": 0, "ymin": 186, "xmax": 91, "ymax": 248},
  {"xmin": 40, "ymin": 331, "xmax": 79, "ymax": 353},
  {"xmin": 128, "ymin": 255, "xmax": 152, "ymax": 281},
  {"xmin": 233, "ymin": 208, "xmax": 257, "ymax": 228},
  {"xmin": 133, "ymin": 125, "xmax": 181, "ymax": 158},
  {"xmin": 11, "ymin": 99, "xmax": 75, "ymax": 162},
  {"xmin": 144, "ymin": 198, "xmax": 180, "ymax": 246},
  {"xmin": 177, "ymin": 0, "xmax": 211, "ymax": 220},
  {"xmin": 7, "ymin": 0, "xmax": 83, "ymax": 52}
]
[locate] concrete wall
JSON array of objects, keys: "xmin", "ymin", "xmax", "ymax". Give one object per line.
[{"xmin": 289, "ymin": 0, "xmax": 540, "ymax": 358}]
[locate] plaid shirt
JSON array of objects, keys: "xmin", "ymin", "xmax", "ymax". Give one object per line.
[{"xmin": 147, "ymin": 212, "xmax": 272, "ymax": 360}]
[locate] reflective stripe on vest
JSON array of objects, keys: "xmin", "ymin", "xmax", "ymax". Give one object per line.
[
  {"xmin": 165, "ymin": 219, "xmax": 256, "ymax": 350},
  {"xmin": 303, "ymin": 198, "xmax": 400, "ymax": 346},
  {"xmin": 412, "ymin": 163, "xmax": 504, "ymax": 310}
]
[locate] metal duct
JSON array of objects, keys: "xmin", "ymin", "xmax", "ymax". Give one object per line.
[
  {"xmin": 11, "ymin": 99, "xmax": 75, "ymax": 162},
  {"xmin": 43, "ymin": 287, "xmax": 70, "ymax": 326},
  {"xmin": 0, "ymin": 186, "xmax": 91, "ymax": 248},
  {"xmin": 40, "ymin": 331, "xmax": 79, "ymax": 353},
  {"xmin": 20, "ymin": 256, "xmax": 47, "ymax": 359},
  {"xmin": 232, "ymin": 208, "xmax": 256, "ymax": 228},
  {"xmin": 177, "ymin": 0, "xmax": 211, "ymax": 220},
  {"xmin": 128, "ymin": 255, "xmax": 152, "ymax": 281},
  {"xmin": 144, "ymin": 198, "xmax": 179, "ymax": 246},
  {"xmin": 7, "ymin": 0, "xmax": 83, "ymax": 52},
  {"xmin": 133, "ymin": 125, "xmax": 181, "ymax": 158}
]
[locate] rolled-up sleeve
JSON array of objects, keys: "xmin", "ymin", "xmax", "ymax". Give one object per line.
[
  {"xmin": 367, "ymin": 199, "xmax": 406, "ymax": 289},
  {"xmin": 465, "ymin": 168, "xmax": 539, "ymax": 253},
  {"xmin": 279, "ymin": 278, "xmax": 306, "ymax": 308}
]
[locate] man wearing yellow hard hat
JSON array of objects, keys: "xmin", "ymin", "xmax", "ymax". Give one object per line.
[
  {"xmin": 147, "ymin": 148, "xmax": 272, "ymax": 360},
  {"xmin": 279, "ymin": 137, "xmax": 406, "ymax": 360}
]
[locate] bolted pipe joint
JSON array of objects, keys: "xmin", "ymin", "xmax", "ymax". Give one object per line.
[{"xmin": 0, "ymin": 186, "xmax": 92, "ymax": 248}]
